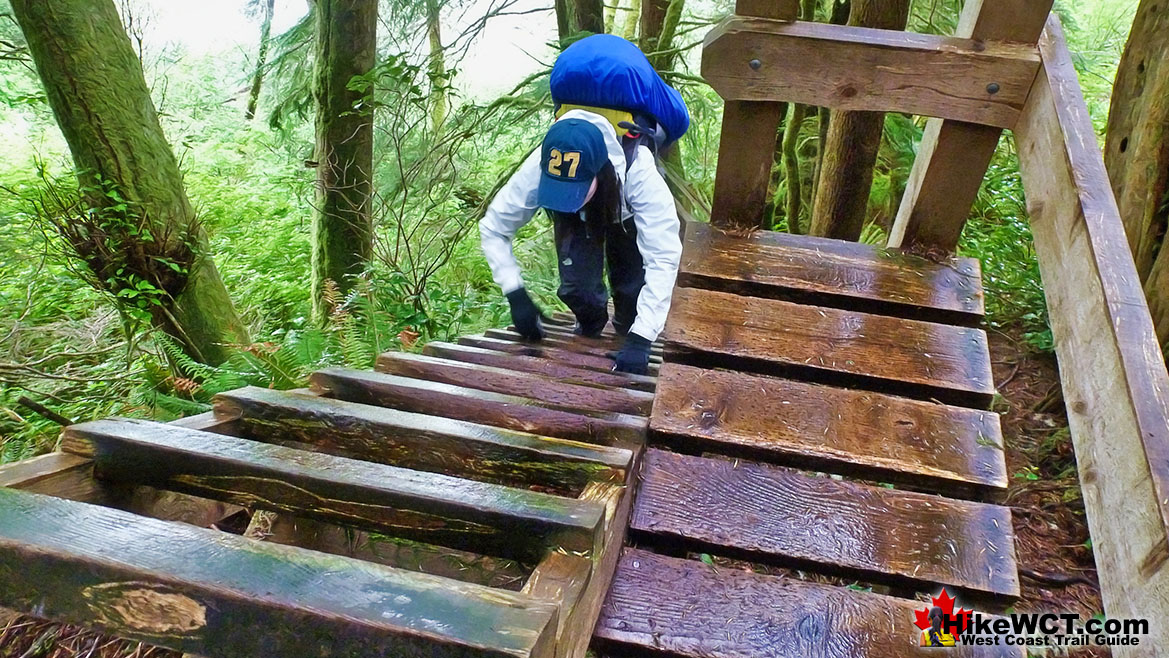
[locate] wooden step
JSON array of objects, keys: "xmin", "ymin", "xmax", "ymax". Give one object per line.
[
  {"xmin": 631, "ymin": 449, "xmax": 1019, "ymax": 599},
  {"xmin": 60, "ymin": 418, "xmax": 606, "ymax": 561},
  {"xmin": 650, "ymin": 363, "xmax": 1007, "ymax": 495},
  {"xmin": 0, "ymin": 487, "xmax": 558, "ymax": 658},
  {"xmin": 679, "ymin": 222, "xmax": 985, "ymax": 325},
  {"xmin": 532, "ymin": 324, "xmax": 665, "ymax": 351},
  {"xmin": 423, "ymin": 342, "xmax": 656, "ymax": 392},
  {"xmin": 376, "ymin": 352, "xmax": 655, "ymax": 416},
  {"xmin": 458, "ymin": 335, "xmax": 645, "ymax": 374},
  {"xmin": 212, "ymin": 387, "xmax": 632, "ymax": 493},
  {"xmin": 664, "ymin": 287, "xmax": 995, "ymax": 408},
  {"xmin": 484, "ymin": 329, "xmax": 665, "ymax": 363},
  {"xmin": 311, "ymin": 368, "xmax": 647, "ymax": 446},
  {"xmin": 594, "ymin": 548, "xmax": 1022, "ymax": 658}
]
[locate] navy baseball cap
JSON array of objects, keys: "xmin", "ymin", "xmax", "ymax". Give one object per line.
[{"xmin": 537, "ymin": 118, "xmax": 608, "ymax": 213}]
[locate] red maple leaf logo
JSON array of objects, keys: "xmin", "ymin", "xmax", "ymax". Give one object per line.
[{"xmin": 914, "ymin": 588, "xmax": 973, "ymax": 634}]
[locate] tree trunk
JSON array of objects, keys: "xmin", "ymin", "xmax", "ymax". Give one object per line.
[
  {"xmin": 622, "ymin": 0, "xmax": 641, "ymax": 40},
  {"xmin": 555, "ymin": 0, "xmax": 604, "ymax": 42},
  {"xmin": 762, "ymin": 106, "xmax": 790, "ymax": 229},
  {"xmin": 783, "ymin": 103, "xmax": 809, "ymax": 233},
  {"xmin": 425, "ymin": 0, "xmax": 447, "ymax": 133},
  {"xmin": 312, "ymin": 0, "xmax": 376, "ymax": 322},
  {"xmin": 640, "ymin": 0, "xmax": 683, "ymax": 71},
  {"xmin": 809, "ymin": 0, "xmax": 847, "ymax": 219},
  {"xmin": 808, "ymin": 0, "xmax": 903, "ymax": 241},
  {"xmin": 11, "ymin": 0, "xmax": 248, "ymax": 365},
  {"xmin": 245, "ymin": 0, "xmax": 275, "ymax": 120},
  {"xmin": 605, "ymin": 0, "xmax": 620, "ymax": 33}
]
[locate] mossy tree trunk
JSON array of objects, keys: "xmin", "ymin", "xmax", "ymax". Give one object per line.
[
  {"xmin": 555, "ymin": 0, "xmax": 605, "ymax": 42},
  {"xmin": 426, "ymin": 0, "xmax": 447, "ymax": 134},
  {"xmin": 11, "ymin": 0, "xmax": 249, "ymax": 365},
  {"xmin": 245, "ymin": 0, "xmax": 276, "ymax": 120},
  {"xmin": 311, "ymin": 0, "xmax": 376, "ymax": 322},
  {"xmin": 639, "ymin": 0, "xmax": 683, "ymax": 71},
  {"xmin": 809, "ymin": 0, "xmax": 907, "ymax": 241}
]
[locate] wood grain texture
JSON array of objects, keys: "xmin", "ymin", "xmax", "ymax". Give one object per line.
[
  {"xmin": 533, "ymin": 325, "xmax": 665, "ymax": 355},
  {"xmin": 61, "ymin": 418, "xmax": 606, "ymax": 561},
  {"xmin": 212, "ymin": 386, "xmax": 631, "ymax": 494},
  {"xmin": 310, "ymin": 367, "xmax": 647, "ymax": 446},
  {"xmin": 709, "ymin": 101, "xmax": 786, "ymax": 231},
  {"xmin": 663, "ymin": 287, "xmax": 995, "ymax": 408},
  {"xmin": 0, "ymin": 452, "xmax": 91, "ymax": 489},
  {"xmin": 425, "ymin": 341, "xmax": 656, "ymax": 392},
  {"xmin": 650, "ymin": 363, "xmax": 1007, "ymax": 494},
  {"xmin": 702, "ymin": 17, "xmax": 1040, "ymax": 128},
  {"xmin": 594, "ymin": 548, "xmax": 1022, "ymax": 658},
  {"xmin": 483, "ymin": 329, "xmax": 664, "ymax": 364},
  {"xmin": 631, "ymin": 449, "xmax": 1019, "ymax": 598},
  {"xmin": 680, "ymin": 221, "xmax": 985, "ymax": 325},
  {"xmin": 1015, "ymin": 17, "xmax": 1169, "ymax": 649},
  {"xmin": 458, "ymin": 335, "xmax": 627, "ymax": 373},
  {"xmin": 376, "ymin": 352, "xmax": 655, "ymax": 416},
  {"xmin": 735, "ymin": 0, "xmax": 798, "ymax": 19},
  {"xmin": 0, "ymin": 487, "xmax": 558, "ymax": 658},
  {"xmin": 887, "ymin": 0, "xmax": 1053, "ymax": 252}
]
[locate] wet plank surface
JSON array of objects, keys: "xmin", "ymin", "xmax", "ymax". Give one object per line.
[
  {"xmin": 664, "ymin": 287, "xmax": 995, "ymax": 408},
  {"xmin": 212, "ymin": 386, "xmax": 631, "ymax": 494},
  {"xmin": 60, "ymin": 418, "xmax": 605, "ymax": 561},
  {"xmin": 484, "ymin": 329, "xmax": 664, "ymax": 363},
  {"xmin": 311, "ymin": 367, "xmax": 647, "ymax": 446},
  {"xmin": 594, "ymin": 548, "xmax": 1021, "ymax": 658},
  {"xmin": 630, "ymin": 449, "xmax": 1019, "ymax": 598},
  {"xmin": 424, "ymin": 342, "xmax": 656, "ymax": 392},
  {"xmin": 458, "ymin": 335, "xmax": 637, "ymax": 373},
  {"xmin": 679, "ymin": 222, "xmax": 985, "ymax": 325},
  {"xmin": 0, "ymin": 488, "xmax": 558, "ymax": 658},
  {"xmin": 376, "ymin": 352, "xmax": 655, "ymax": 416},
  {"xmin": 650, "ymin": 363, "xmax": 1007, "ymax": 494}
]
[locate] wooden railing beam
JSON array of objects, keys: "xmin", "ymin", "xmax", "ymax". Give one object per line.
[
  {"xmin": 702, "ymin": 18, "xmax": 1040, "ymax": 128},
  {"xmin": 887, "ymin": 0, "xmax": 1053, "ymax": 252}
]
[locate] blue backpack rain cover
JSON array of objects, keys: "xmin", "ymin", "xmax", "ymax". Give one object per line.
[{"xmin": 550, "ymin": 34, "xmax": 690, "ymax": 146}]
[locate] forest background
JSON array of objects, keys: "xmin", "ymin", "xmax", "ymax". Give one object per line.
[{"xmin": 0, "ymin": 0, "xmax": 1142, "ymax": 463}]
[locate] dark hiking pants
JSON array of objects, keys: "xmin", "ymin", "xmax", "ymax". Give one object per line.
[{"xmin": 551, "ymin": 212, "xmax": 645, "ymax": 336}]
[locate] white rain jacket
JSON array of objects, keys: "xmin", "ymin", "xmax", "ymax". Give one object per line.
[{"xmin": 479, "ymin": 110, "xmax": 682, "ymax": 342}]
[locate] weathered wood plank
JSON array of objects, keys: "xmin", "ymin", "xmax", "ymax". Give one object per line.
[
  {"xmin": 310, "ymin": 368, "xmax": 647, "ymax": 446},
  {"xmin": 212, "ymin": 386, "xmax": 631, "ymax": 493},
  {"xmin": 887, "ymin": 0, "xmax": 1054, "ymax": 252},
  {"xmin": 0, "ymin": 452, "xmax": 91, "ymax": 489},
  {"xmin": 61, "ymin": 418, "xmax": 606, "ymax": 561},
  {"xmin": 679, "ymin": 221, "xmax": 985, "ymax": 325},
  {"xmin": 631, "ymin": 449, "xmax": 1019, "ymax": 598},
  {"xmin": 458, "ymin": 335, "xmax": 629, "ymax": 373},
  {"xmin": 424, "ymin": 342, "xmax": 656, "ymax": 392},
  {"xmin": 0, "ymin": 487, "xmax": 558, "ymax": 658},
  {"xmin": 702, "ymin": 17, "xmax": 1040, "ymax": 128},
  {"xmin": 483, "ymin": 329, "xmax": 664, "ymax": 363},
  {"xmin": 650, "ymin": 363, "xmax": 1007, "ymax": 494},
  {"xmin": 594, "ymin": 548, "xmax": 1021, "ymax": 658},
  {"xmin": 530, "ymin": 325, "xmax": 665, "ymax": 354},
  {"xmin": 376, "ymin": 352, "xmax": 655, "ymax": 416},
  {"xmin": 1015, "ymin": 17, "xmax": 1169, "ymax": 649},
  {"xmin": 664, "ymin": 287, "xmax": 995, "ymax": 408}
]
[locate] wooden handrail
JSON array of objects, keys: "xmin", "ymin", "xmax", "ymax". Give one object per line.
[{"xmin": 1015, "ymin": 16, "xmax": 1169, "ymax": 649}]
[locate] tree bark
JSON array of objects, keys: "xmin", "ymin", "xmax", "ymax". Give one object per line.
[
  {"xmin": 245, "ymin": 0, "xmax": 275, "ymax": 120},
  {"xmin": 11, "ymin": 0, "xmax": 248, "ymax": 365},
  {"xmin": 312, "ymin": 0, "xmax": 376, "ymax": 322},
  {"xmin": 622, "ymin": 0, "xmax": 641, "ymax": 40},
  {"xmin": 425, "ymin": 0, "xmax": 447, "ymax": 134},
  {"xmin": 640, "ymin": 0, "xmax": 683, "ymax": 71},
  {"xmin": 783, "ymin": 103, "xmax": 809, "ymax": 234},
  {"xmin": 555, "ymin": 0, "xmax": 604, "ymax": 42},
  {"xmin": 808, "ymin": 0, "xmax": 906, "ymax": 241}
]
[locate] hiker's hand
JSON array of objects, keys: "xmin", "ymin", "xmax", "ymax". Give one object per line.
[
  {"xmin": 613, "ymin": 333, "xmax": 652, "ymax": 375},
  {"xmin": 506, "ymin": 288, "xmax": 545, "ymax": 342}
]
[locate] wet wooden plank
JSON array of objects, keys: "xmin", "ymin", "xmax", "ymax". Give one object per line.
[
  {"xmin": 376, "ymin": 352, "xmax": 655, "ymax": 416},
  {"xmin": 424, "ymin": 342, "xmax": 656, "ymax": 392},
  {"xmin": 483, "ymin": 329, "xmax": 664, "ymax": 363},
  {"xmin": 458, "ymin": 335, "xmax": 635, "ymax": 373},
  {"xmin": 679, "ymin": 222, "xmax": 984, "ymax": 325},
  {"xmin": 664, "ymin": 287, "xmax": 995, "ymax": 408},
  {"xmin": 650, "ymin": 363, "xmax": 1006, "ymax": 494},
  {"xmin": 532, "ymin": 325, "xmax": 665, "ymax": 354},
  {"xmin": 594, "ymin": 548, "xmax": 1021, "ymax": 658},
  {"xmin": 61, "ymin": 418, "xmax": 606, "ymax": 561},
  {"xmin": 631, "ymin": 449, "xmax": 1019, "ymax": 599},
  {"xmin": 310, "ymin": 368, "xmax": 647, "ymax": 446},
  {"xmin": 0, "ymin": 487, "xmax": 557, "ymax": 658},
  {"xmin": 212, "ymin": 386, "xmax": 631, "ymax": 493}
]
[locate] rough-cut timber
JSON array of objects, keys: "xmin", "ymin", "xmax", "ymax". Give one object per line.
[
  {"xmin": 213, "ymin": 386, "xmax": 631, "ymax": 493},
  {"xmin": 424, "ymin": 342, "xmax": 656, "ymax": 392},
  {"xmin": 664, "ymin": 287, "xmax": 995, "ymax": 408},
  {"xmin": 484, "ymin": 329, "xmax": 664, "ymax": 362},
  {"xmin": 651, "ymin": 363, "xmax": 1007, "ymax": 494},
  {"xmin": 310, "ymin": 368, "xmax": 647, "ymax": 446},
  {"xmin": 594, "ymin": 548, "xmax": 1022, "ymax": 658},
  {"xmin": 702, "ymin": 17, "xmax": 1040, "ymax": 128},
  {"xmin": 1015, "ymin": 17, "xmax": 1169, "ymax": 651},
  {"xmin": 458, "ymin": 335, "xmax": 626, "ymax": 373},
  {"xmin": 631, "ymin": 449, "xmax": 1020, "ymax": 598},
  {"xmin": 679, "ymin": 222, "xmax": 984, "ymax": 325},
  {"xmin": 376, "ymin": 352, "xmax": 655, "ymax": 416},
  {"xmin": 60, "ymin": 418, "xmax": 606, "ymax": 561},
  {"xmin": 0, "ymin": 488, "xmax": 558, "ymax": 658}
]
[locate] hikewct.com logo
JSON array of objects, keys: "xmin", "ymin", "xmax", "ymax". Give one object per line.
[{"xmin": 914, "ymin": 588, "xmax": 1149, "ymax": 648}]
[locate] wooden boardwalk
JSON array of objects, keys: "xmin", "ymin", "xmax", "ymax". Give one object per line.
[{"xmin": 0, "ymin": 222, "xmax": 1022, "ymax": 657}]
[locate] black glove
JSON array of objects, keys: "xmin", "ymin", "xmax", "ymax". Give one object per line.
[
  {"xmin": 613, "ymin": 333, "xmax": 652, "ymax": 375},
  {"xmin": 506, "ymin": 288, "xmax": 545, "ymax": 341}
]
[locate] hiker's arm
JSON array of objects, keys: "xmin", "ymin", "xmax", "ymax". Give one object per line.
[
  {"xmin": 625, "ymin": 146, "xmax": 682, "ymax": 342},
  {"xmin": 480, "ymin": 149, "xmax": 542, "ymax": 294}
]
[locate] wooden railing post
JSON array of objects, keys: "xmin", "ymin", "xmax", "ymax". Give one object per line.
[
  {"xmin": 887, "ymin": 0, "xmax": 1053, "ymax": 252},
  {"xmin": 708, "ymin": 0, "xmax": 799, "ymax": 231}
]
